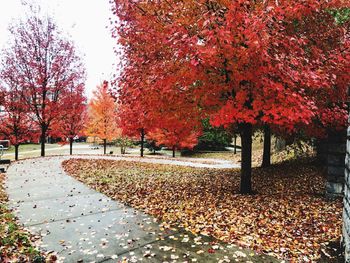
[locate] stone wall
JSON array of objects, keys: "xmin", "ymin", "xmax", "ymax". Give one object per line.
[
  {"xmin": 326, "ymin": 132, "xmax": 346, "ymax": 197},
  {"xmin": 343, "ymin": 125, "xmax": 350, "ymax": 262}
]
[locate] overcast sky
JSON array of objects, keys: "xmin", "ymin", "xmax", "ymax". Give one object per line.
[{"xmin": 0, "ymin": 0, "xmax": 118, "ymax": 98}]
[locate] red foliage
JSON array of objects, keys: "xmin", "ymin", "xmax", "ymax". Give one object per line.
[
  {"xmin": 51, "ymin": 84, "xmax": 87, "ymax": 152},
  {"xmin": 1, "ymin": 12, "xmax": 86, "ymax": 156},
  {"xmin": 0, "ymin": 72, "xmax": 37, "ymax": 159},
  {"xmin": 117, "ymin": 100, "xmax": 150, "ymax": 139},
  {"xmin": 0, "ymin": 88, "xmax": 36, "ymax": 146},
  {"xmin": 148, "ymin": 121, "xmax": 201, "ymax": 151},
  {"xmin": 111, "ymin": 0, "xmax": 350, "ymax": 192},
  {"xmin": 112, "ymin": 0, "xmax": 349, "ymax": 133}
]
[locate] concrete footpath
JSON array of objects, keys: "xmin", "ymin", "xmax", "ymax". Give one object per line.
[{"xmin": 6, "ymin": 157, "xmax": 278, "ymax": 262}]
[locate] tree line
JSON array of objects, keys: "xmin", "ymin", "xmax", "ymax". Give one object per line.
[
  {"xmin": 0, "ymin": 8, "xmax": 86, "ymax": 160},
  {"xmin": 0, "ymin": 7, "xmax": 121, "ymax": 159}
]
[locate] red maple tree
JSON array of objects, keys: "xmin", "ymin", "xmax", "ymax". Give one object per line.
[
  {"xmin": 0, "ymin": 83, "xmax": 36, "ymax": 160},
  {"xmin": 117, "ymin": 100, "xmax": 149, "ymax": 157},
  {"xmin": 2, "ymin": 11, "xmax": 86, "ymax": 156},
  {"xmin": 149, "ymin": 127, "xmax": 200, "ymax": 158},
  {"xmin": 117, "ymin": 76, "xmax": 202, "ymax": 157},
  {"xmin": 51, "ymin": 84, "xmax": 87, "ymax": 155},
  {"xmin": 112, "ymin": 0, "xmax": 350, "ymax": 193}
]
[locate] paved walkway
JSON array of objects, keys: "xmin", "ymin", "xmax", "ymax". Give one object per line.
[{"xmin": 6, "ymin": 157, "xmax": 278, "ymax": 262}]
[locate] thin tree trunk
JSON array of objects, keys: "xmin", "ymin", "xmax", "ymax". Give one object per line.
[
  {"xmin": 103, "ymin": 139, "xmax": 107, "ymax": 154},
  {"xmin": 140, "ymin": 129, "xmax": 145, "ymax": 157},
  {"xmin": 40, "ymin": 126, "xmax": 46, "ymax": 157},
  {"xmin": 69, "ymin": 138, "xmax": 73, "ymax": 155},
  {"xmin": 15, "ymin": 144, "xmax": 19, "ymax": 161},
  {"xmin": 234, "ymin": 134, "xmax": 237, "ymax": 154},
  {"xmin": 172, "ymin": 146, "xmax": 175, "ymax": 158},
  {"xmin": 240, "ymin": 123, "xmax": 253, "ymax": 194},
  {"xmin": 262, "ymin": 125, "xmax": 271, "ymax": 167}
]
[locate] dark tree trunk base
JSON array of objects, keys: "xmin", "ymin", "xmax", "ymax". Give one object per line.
[
  {"xmin": 240, "ymin": 123, "xmax": 253, "ymax": 194},
  {"xmin": 233, "ymin": 135, "xmax": 237, "ymax": 154},
  {"xmin": 69, "ymin": 138, "xmax": 73, "ymax": 155},
  {"xmin": 41, "ymin": 136, "xmax": 45, "ymax": 157},
  {"xmin": 140, "ymin": 129, "xmax": 145, "ymax": 157},
  {"xmin": 40, "ymin": 126, "xmax": 47, "ymax": 157},
  {"xmin": 103, "ymin": 139, "xmax": 107, "ymax": 155},
  {"xmin": 262, "ymin": 125, "xmax": 271, "ymax": 168},
  {"xmin": 15, "ymin": 145, "xmax": 19, "ymax": 161}
]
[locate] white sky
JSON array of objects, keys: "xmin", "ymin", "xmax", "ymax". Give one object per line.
[{"xmin": 0, "ymin": 0, "xmax": 118, "ymax": 98}]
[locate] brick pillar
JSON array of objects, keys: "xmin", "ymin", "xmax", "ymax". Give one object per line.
[
  {"xmin": 326, "ymin": 131, "xmax": 346, "ymax": 197},
  {"xmin": 343, "ymin": 124, "xmax": 350, "ymax": 262}
]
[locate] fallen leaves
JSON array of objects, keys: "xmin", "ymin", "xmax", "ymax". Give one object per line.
[
  {"xmin": 0, "ymin": 173, "xmax": 49, "ymax": 262},
  {"xmin": 62, "ymin": 158, "xmax": 343, "ymax": 262}
]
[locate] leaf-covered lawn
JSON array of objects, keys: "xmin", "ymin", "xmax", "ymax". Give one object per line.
[
  {"xmin": 187, "ymin": 147, "xmax": 313, "ymax": 168},
  {"xmin": 62, "ymin": 158, "xmax": 342, "ymax": 262},
  {"xmin": 0, "ymin": 174, "xmax": 48, "ymax": 262}
]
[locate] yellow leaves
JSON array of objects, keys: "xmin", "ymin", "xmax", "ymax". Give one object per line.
[{"xmin": 63, "ymin": 158, "xmax": 343, "ymax": 262}]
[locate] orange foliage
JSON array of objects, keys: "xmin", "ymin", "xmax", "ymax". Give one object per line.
[{"xmin": 86, "ymin": 81, "xmax": 120, "ymax": 141}]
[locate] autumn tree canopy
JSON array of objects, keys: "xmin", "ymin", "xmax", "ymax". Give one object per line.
[
  {"xmin": 1, "ymin": 10, "xmax": 86, "ymax": 156},
  {"xmin": 117, "ymin": 97, "xmax": 150, "ymax": 157},
  {"xmin": 0, "ymin": 77, "xmax": 36, "ymax": 160},
  {"xmin": 51, "ymin": 83, "xmax": 87, "ymax": 155},
  {"xmin": 86, "ymin": 81, "xmax": 120, "ymax": 154},
  {"xmin": 112, "ymin": 0, "xmax": 350, "ymax": 193}
]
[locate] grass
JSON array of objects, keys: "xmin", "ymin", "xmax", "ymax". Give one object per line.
[
  {"xmin": 63, "ymin": 157, "xmax": 342, "ymax": 262},
  {"xmin": 186, "ymin": 134, "xmax": 315, "ymax": 168},
  {"xmin": 1, "ymin": 142, "xmax": 91, "ymax": 160},
  {"xmin": 5, "ymin": 143, "xmax": 59, "ymax": 153},
  {"xmin": 0, "ymin": 173, "xmax": 46, "ymax": 262}
]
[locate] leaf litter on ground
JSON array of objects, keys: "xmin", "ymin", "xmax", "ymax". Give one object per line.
[{"xmin": 62, "ymin": 157, "xmax": 342, "ymax": 262}]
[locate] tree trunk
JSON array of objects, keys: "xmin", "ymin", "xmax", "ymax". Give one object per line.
[
  {"xmin": 69, "ymin": 138, "xmax": 73, "ymax": 155},
  {"xmin": 14, "ymin": 144, "xmax": 19, "ymax": 161},
  {"xmin": 240, "ymin": 123, "xmax": 253, "ymax": 194},
  {"xmin": 262, "ymin": 125, "xmax": 271, "ymax": 167},
  {"xmin": 40, "ymin": 126, "xmax": 46, "ymax": 157},
  {"xmin": 140, "ymin": 129, "xmax": 145, "ymax": 157},
  {"xmin": 103, "ymin": 139, "xmax": 107, "ymax": 154},
  {"xmin": 172, "ymin": 146, "xmax": 175, "ymax": 158},
  {"xmin": 233, "ymin": 134, "xmax": 237, "ymax": 154}
]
